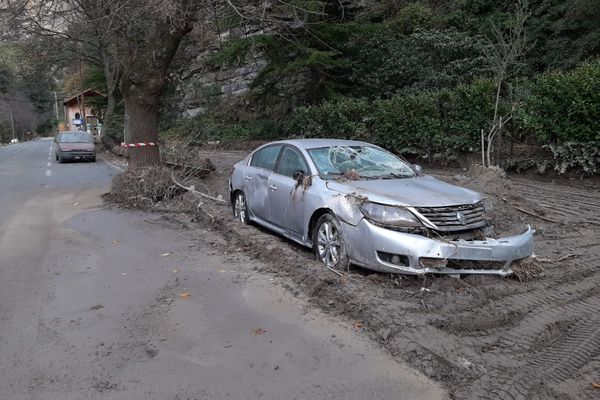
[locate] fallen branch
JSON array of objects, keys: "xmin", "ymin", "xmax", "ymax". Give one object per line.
[
  {"xmin": 511, "ymin": 205, "xmax": 561, "ymax": 224},
  {"xmin": 165, "ymin": 160, "xmax": 215, "ymax": 177},
  {"xmin": 326, "ymin": 265, "xmax": 346, "ymax": 277},
  {"xmin": 512, "ymin": 256, "xmax": 544, "ymax": 282},
  {"xmin": 171, "ymin": 172, "xmax": 227, "ymax": 204}
]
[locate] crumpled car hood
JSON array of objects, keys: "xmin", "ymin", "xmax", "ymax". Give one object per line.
[{"xmin": 325, "ymin": 175, "xmax": 482, "ymax": 207}]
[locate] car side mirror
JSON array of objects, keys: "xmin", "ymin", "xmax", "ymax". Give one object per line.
[
  {"xmin": 413, "ymin": 164, "xmax": 423, "ymax": 174},
  {"xmin": 293, "ymin": 170, "xmax": 305, "ymax": 183}
]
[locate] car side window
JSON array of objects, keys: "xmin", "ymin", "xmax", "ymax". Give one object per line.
[
  {"xmin": 277, "ymin": 147, "xmax": 308, "ymax": 178},
  {"xmin": 250, "ymin": 145, "xmax": 282, "ymax": 171}
]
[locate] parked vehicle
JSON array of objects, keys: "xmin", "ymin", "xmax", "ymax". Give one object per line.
[
  {"xmin": 229, "ymin": 139, "xmax": 534, "ymax": 276},
  {"xmin": 54, "ymin": 131, "xmax": 96, "ymax": 163}
]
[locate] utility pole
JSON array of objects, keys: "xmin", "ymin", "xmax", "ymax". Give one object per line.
[
  {"xmin": 51, "ymin": 91, "xmax": 60, "ymax": 121},
  {"xmin": 78, "ymin": 58, "xmax": 87, "ymax": 131},
  {"xmin": 9, "ymin": 109, "xmax": 15, "ymax": 140}
]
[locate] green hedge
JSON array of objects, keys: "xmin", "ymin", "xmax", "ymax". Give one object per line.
[
  {"xmin": 288, "ymin": 61, "xmax": 600, "ymax": 165},
  {"xmin": 518, "ymin": 61, "xmax": 600, "ymax": 143},
  {"xmin": 289, "ymin": 79, "xmax": 497, "ymax": 159},
  {"xmin": 161, "ymin": 114, "xmax": 281, "ymax": 144}
]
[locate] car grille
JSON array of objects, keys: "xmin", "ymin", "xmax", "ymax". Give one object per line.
[{"xmin": 415, "ymin": 203, "xmax": 487, "ymax": 232}]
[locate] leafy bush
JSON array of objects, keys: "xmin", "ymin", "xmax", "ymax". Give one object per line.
[
  {"xmin": 161, "ymin": 113, "xmax": 281, "ymax": 144},
  {"xmin": 545, "ymin": 142, "xmax": 600, "ymax": 175},
  {"xmin": 0, "ymin": 120, "xmax": 11, "ymax": 143},
  {"xmin": 289, "ymin": 97, "xmax": 372, "ymax": 140},
  {"xmin": 517, "ymin": 61, "xmax": 600, "ymax": 143},
  {"xmin": 289, "ymin": 78, "xmax": 497, "ymax": 159},
  {"xmin": 386, "ymin": 3, "xmax": 436, "ymax": 34},
  {"xmin": 350, "ymin": 29, "xmax": 488, "ymax": 98}
]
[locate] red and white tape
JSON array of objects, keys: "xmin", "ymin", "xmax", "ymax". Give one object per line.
[{"xmin": 120, "ymin": 142, "xmax": 158, "ymax": 148}]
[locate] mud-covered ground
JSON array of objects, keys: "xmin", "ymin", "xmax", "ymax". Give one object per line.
[{"xmin": 111, "ymin": 147, "xmax": 600, "ymax": 400}]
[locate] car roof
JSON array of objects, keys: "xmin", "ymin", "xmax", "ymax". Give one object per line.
[{"xmin": 271, "ymin": 138, "xmax": 372, "ymax": 150}]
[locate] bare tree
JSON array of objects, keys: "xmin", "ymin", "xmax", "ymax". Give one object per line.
[
  {"xmin": 6, "ymin": 0, "xmax": 331, "ymax": 166},
  {"xmin": 482, "ymin": 0, "xmax": 530, "ymax": 167},
  {"xmin": 94, "ymin": 0, "xmax": 331, "ymax": 167}
]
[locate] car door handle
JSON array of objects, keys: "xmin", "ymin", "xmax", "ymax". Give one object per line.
[
  {"xmin": 269, "ymin": 185, "xmax": 278, "ymax": 191},
  {"xmin": 245, "ymin": 176, "xmax": 253, "ymax": 181}
]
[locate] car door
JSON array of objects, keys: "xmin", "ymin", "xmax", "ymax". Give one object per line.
[
  {"xmin": 244, "ymin": 144, "xmax": 283, "ymax": 222},
  {"xmin": 268, "ymin": 146, "xmax": 311, "ymax": 240}
]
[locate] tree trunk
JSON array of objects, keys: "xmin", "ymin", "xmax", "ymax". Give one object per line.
[
  {"xmin": 123, "ymin": 90, "xmax": 161, "ymax": 168},
  {"xmin": 496, "ymin": 116, "xmax": 503, "ymax": 165},
  {"xmin": 102, "ymin": 88, "xmax": 117, "ymax": 137},
  {"xmin": 115, "ymin": 16, "xmax": 191, "ymax": 168},
  {"xmin": 101, "ymin": 49, "xmax": 121, "ymax": 145}
]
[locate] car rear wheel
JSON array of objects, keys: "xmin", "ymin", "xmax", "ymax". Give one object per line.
[
  {"xmin": 313, "ymin": 213, "xmax": 350, "ymax": 271},
  {"xmin": 233, "ymin": 192, "xmax": 249, "ymax": 224}
]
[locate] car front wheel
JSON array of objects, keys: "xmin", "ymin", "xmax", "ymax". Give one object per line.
[
  {"xmin": 313, "ymin": 213, "xmax": 350, "ymax": 271},
  {"xmin": 233, "ymin": 192, "xmax": 249, "ymax": 224}
]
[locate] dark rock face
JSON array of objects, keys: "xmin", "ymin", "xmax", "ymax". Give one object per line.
[{"xmin": 170, "ymin": 23, "xmax": 270, "ymax": 118}]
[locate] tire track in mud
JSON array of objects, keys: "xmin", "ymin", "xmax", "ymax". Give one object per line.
[
  {"xmin": 434, "ymin": 170, "xmax": 600, "ymax": 225},
  {"xmin": 484, "ymin": 293, "xmax": 600, "ymax": 357},
  {"xmin": 508, "ymin": 180, "xmax": 600, "ymax": 225},
  {"xmin": 510, "ymin": 179, "xmax": 600, "ymax": 200},
  {"xmin": 468, "ymin": 317, "xmax": 600, "ymax": 400},
  {"xmin": 434, "ymin": 269, "xmax": 600, "ymax": 336}
]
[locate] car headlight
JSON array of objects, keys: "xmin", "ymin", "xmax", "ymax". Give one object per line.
[{"xmin": 359, "ymin": 202, "xmax": 422, "ymax": 227}]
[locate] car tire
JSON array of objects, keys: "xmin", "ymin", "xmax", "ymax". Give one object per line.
[
  {"xmin": 58, "ymin": 154, "xmax": 64, "ymax": 163},
  {"xmin": 55, "ymin": 153, "xmax": 58, "ymax": 161},
  {"xmin": 91, "ymin": 156, "xmax": 96, "ymax": 162},
  {"xmin": 232, "ymin": 192, "xmax": 250, "ymax": 224},
  {"xmin": 313, "ymin": 213, "xmax": 350, "ymax": 271}
]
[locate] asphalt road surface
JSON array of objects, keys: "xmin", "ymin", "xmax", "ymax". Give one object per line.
[{"xmin": 0, "ymin": 139, "xmax": 447, "ymax": 400}]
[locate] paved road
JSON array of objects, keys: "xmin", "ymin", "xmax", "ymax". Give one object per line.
[{"xmin": 0, "ymin": 139, "xmax": 447, "ymax": 400}]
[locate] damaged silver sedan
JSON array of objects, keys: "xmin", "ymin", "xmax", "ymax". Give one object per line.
[{"xmin": 229, "ymin": 139, "xmax": 534, "ymax": 276}]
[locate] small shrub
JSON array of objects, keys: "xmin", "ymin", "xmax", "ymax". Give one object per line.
[
  {"xmin": 289, "ymin": 98, "xmax": 372, "ymax": 140},
  {"xmin": 545, "ymin": 142, "xmax": 600, "ymax": 175},
  {"xmin": 109, "ymin": 167, "xmax": 180, "ymax": 208},
  {"xmin": 386, "ymin": 3, "xmax": 435, "ymax": 34}
]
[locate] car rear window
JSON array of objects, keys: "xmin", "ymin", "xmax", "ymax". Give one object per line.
[
  {"xmin": 59, "ymin": 132, "xmax": 94, "ymax": 143},
  {"xmin": 250, "ymin": 145, "xmax": 282, "ymax": 171}
]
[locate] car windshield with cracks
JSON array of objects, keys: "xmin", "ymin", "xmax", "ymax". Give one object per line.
[{"xmin": 308, "ymin": 146, "xmax": 416, "ymax": 180}]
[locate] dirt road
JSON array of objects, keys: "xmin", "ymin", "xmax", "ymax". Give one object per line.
[
  {"xmin": 0, "ymin": 139, "xmax": 447, "ymax": 399},
  {"xmin": 164, "ymin": 147, "xmax": 600, "ymax": 400}
]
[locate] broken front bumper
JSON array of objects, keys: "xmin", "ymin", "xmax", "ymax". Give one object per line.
[{"xmin": 343, "ymin": 219, "xmax": 534, "ymax": 276}]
